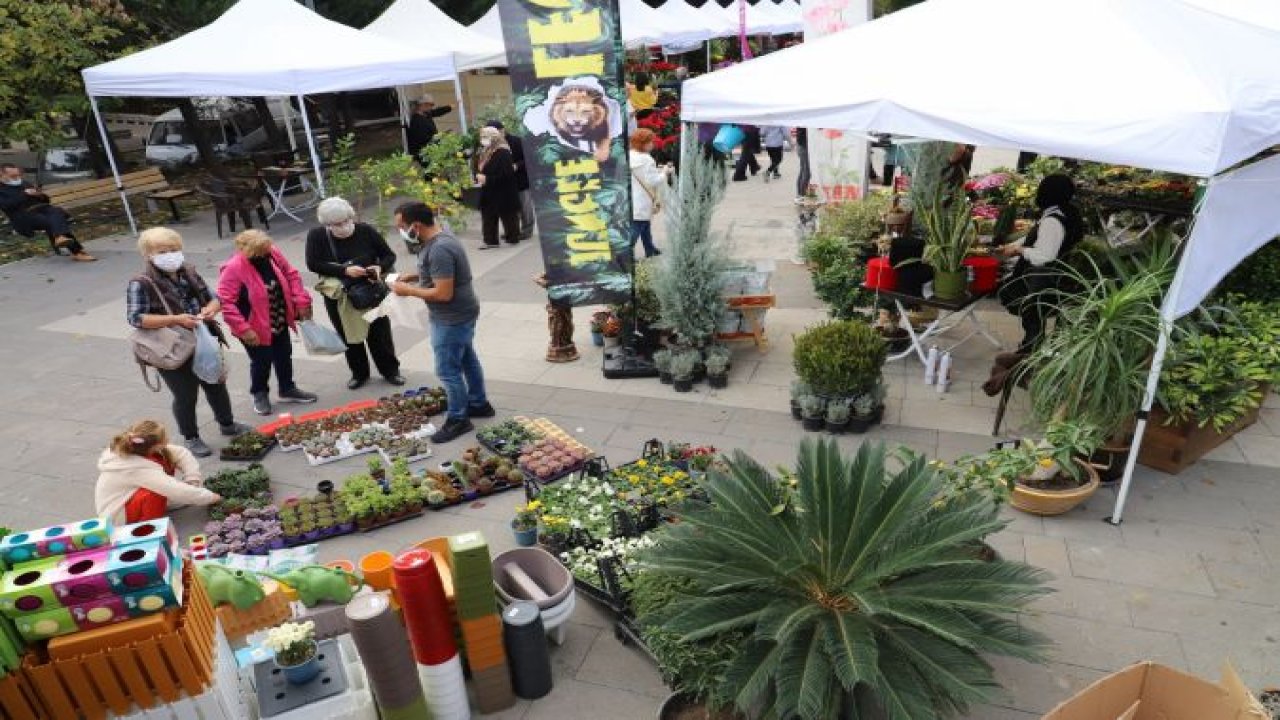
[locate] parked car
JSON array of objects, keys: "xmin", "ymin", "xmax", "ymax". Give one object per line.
[
  {"xmin": 145, "ymin": 99, "xmax": 313, "ymax": 168},
  {"xmin": 37, "ymin": 143, "xmax": 96, "ymax": 186}
]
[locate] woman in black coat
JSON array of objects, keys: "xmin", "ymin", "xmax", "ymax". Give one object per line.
[
  {"xmin": 305, "ymin": 197, "xmax": 404, "ymax": 389},
  {"xmin": 475, "ymin": 126, "xmax": 522, "ymax": 249}
]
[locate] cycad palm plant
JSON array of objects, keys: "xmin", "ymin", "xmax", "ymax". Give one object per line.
[{"xmin": 639, "ymin": 439, "xmax": 1049, "ymax": 720}]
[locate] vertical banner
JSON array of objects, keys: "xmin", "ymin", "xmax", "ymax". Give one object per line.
[
  {"xmin": 801, "ymin": 0, "xmax": 869, "ymax": 203},
  {"xmin": 498, "ymin": 0, "xmax": 633, "ymax": 307}
]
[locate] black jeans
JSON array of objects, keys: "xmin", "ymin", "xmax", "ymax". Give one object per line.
[
  {"xmin": 765, "ymin": 147, "xmax": 783, "ymax": 174},
  {"xmin": 732, "ymin": 149, "xmax": 760, "ymax": 180},
  {"xmin": 324, "ymin": 297, "xmax": 400, "ymax": 380},
  {"xmin": 21, "ymin": 206, "xmax": 83, "ymax": 253},
  {"xmin": 246, "ymin": 329, "xmax": 296, "ymax": 395},
  {"xmin": 157, "ymin": 359, "xmax": 235, "ymax": 440},
  {"xmin": 481, "ymin": 207, "xmax": 520, "ymax": 246}
]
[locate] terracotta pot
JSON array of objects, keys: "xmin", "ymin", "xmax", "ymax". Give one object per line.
[{"xmin": 1010, "ymin": 458, "xmax": 1101, "ymax": 516}]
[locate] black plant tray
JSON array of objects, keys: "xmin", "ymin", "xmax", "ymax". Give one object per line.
[
  {"xmin": 357, "ymin": 509, "xmax": 425, "ymax": 533},
  {"xmin": 523, "ymin": 456, "xmax": 610, "ymax": 500},
  {"xmin": 477, "ymin": 435, "xmax": 523, "ymax": 460},
  {"xmin": 219, "ymin": 435, "xmax": 278, "ymax": 462}
]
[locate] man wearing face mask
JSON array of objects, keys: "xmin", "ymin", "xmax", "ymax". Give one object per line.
[
  {"xmin": 0, "ymin": 163, "xmax": 95, "ymax": 261},
  {"xmin": 126, "ymin": 227, "xmax": 252, "ymax": 458},
  {"xmin": 305, "ymin": 197, "xmax": 404, "ymax": 390},
  {"xmin": 390, "ymin": 202, "xmax": 493, "ymax": 444},
  {"xmin": 406, "ymin": 94, "xmax": 454, "ymax": 164}
]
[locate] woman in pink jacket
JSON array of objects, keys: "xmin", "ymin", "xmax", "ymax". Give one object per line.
[{"xmin": 218, "ymin": 230, "xmax": 318, "ymax": 416}]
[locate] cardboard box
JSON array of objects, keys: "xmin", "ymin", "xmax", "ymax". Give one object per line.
[{"xmin": 1042, "ymin": 662, "xmax": 1266, "ymax": 720}]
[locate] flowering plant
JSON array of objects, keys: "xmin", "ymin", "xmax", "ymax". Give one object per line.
[
  {"xmin": 513, "ymin": 500, "xmax": 541, "ymax": 532},
  {"xmin": 935, "ymin": 420, "xmax": 1103, "ymax": 506},
  {"xmin": 561, "ymin": 536, "xmax": 656, "ymax": 585},
  {"xmin": 265, "ymin": 621, "xmax": 316, "ymax": 667}
]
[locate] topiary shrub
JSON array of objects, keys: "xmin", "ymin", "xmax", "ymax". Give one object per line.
[{"xmin": 792, "ymin": 320, "xmax": 887, "ymax": 397}]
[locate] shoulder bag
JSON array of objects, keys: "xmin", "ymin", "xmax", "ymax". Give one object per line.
[
  {"xmin": 328, "ymin": 231, "xmax": 388, "ymax": 310},
  {"xmin": 631, "ymin": 165, "xmax": 663, "ymax": 215},
  {"xmin": 128, "ymin": 276, "xmax": 196, "ymax": 391}
]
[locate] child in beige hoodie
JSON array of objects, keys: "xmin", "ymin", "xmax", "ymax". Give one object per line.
[{"xmin": 95, "ymin": 420, "xmax": 220, "ymax": 525}]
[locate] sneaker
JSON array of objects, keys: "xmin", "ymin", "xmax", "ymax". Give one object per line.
[
  {"xmin": 477, "ymin": 244, "xmax": 497, "ymax": 251},
  {"xmin": 466, "ymin": 402, "xmax": 496, "ymax": 418},
  {"xmin": 279, "ymin": 387, "xmax": 318, "ymax": 404},
  {"xmin": 431, "ymin": 417, "xmax": 474, "ymax": 444},
  {"xmin": 252, "ymin": 392, "xmax": 272, "ymax": 415},
  {"xmin": 219, "ymin": 422, "xmax": 254, "ymax": 437},
  {"xmin": 383, "ymin": 374, "xmax": 406, "ymax": 386},
  {"xmin": 72, "ymin": 252, "xmax": 97, "ymax": 262},
  {"xmin": 347, "ymin": 377, "xmax": 368, "ymax": 390},
  {"xmin": 184, "ymin": 437, "xmax": 212, "ymax": 458}
]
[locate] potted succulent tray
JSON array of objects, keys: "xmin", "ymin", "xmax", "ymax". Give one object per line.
[
  {"xmin": 447, "ymin": 446, "xmax": 525, "ymax": 501},
  {"xmin": 422, "ymin": 469, "xmax": 466, "ymax": 510},
  {"xmin": 301, "ymin": 434, "xmax": 365, "ymax": 467},
  {"xmin": 377, "ymin": 436, "xmax": 435, "ymax": 466},
  {"xmin": 476, "ymin": 418, "xmax": 544, "ymax": 459},
  {"xmin": 219, "ymin": 430, "xmax": 277, "ymax": 462}
]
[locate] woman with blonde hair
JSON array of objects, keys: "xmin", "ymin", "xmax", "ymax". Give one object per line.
[
  {"xmin": 218, "ymin": 229, "xmax": 318, "ymax": 416},
  {"xmin": 126, "ymin": 227, "xmax": 251, "ymax": 457},
  {"xmin": 95, "ymin": 420, "xmax": 220, "ymax": 525},
  {"xmin": 475, "ymin": 125, "xmax": 521, "ymax": 249}
]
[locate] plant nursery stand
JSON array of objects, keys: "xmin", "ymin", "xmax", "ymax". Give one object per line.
[
  {"xmin": 716, "ymin": 294, "xmax": 776, "ymax": 352},
  {"xmin": 876, "ymin": 289, "xmax": 1002, "ymax": 364}
]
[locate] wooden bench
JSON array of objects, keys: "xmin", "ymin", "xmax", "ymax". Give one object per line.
[{"xmin": 44, "ymin": 167, "xmax": 194, "ymax": 223}]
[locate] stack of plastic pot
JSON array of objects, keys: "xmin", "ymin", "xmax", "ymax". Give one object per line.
[
  {"xmin": 449, "ymin": 531, "xmax": 516, "ymax": 712},
  {"xmin": 393, "ymin": 548, "xmax": 470, "ymax": 720},
  {"xmin": 502, "ymin": 600, "xmax": 554, "ymax": 699},
  {"xmin": 345, "ymin": 592, "xmax": 429, "ymax": 720}
]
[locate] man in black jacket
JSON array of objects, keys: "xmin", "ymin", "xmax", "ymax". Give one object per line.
[
  {"xmin": 486, "ymin": 121, "xmax": 534, "ymax": 239},
  {"xmin": 406, "ymin": 94, "xmax": 453, "ymax": 163},
  {"xmin": 0, "ymin": 164, "xmax": 95, "ymax": 261}
]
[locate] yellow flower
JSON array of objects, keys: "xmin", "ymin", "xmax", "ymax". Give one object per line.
[
  {"xmin": 636, "ymin": 460, "xmax": 648, "ymax": 468},
  {"xmin": 661, "ymin": 476, "xmax": 675, "ymax": 486},
  {"xmin": 1037, "ymin": 457, "xmax": 1055, "ymax": 468},
  {"xmin": 525, "ymin": 499, "xmax": 542, "ymax": 511},
  {"xmin": 628, "ymin": 474, "xmax": 640, "ymax": 484},
  {"xmin": 674, "ymin": 491, "xmax": 685, "ymax": 500}
]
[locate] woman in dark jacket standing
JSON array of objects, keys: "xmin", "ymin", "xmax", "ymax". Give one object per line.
[
  {"xmin": 305, "ymin": 197, "xmax": 404, "ymax": 390},
  {"xmin": 125, "ymin": 227, "xmax": 251, "ymax": 458},
  {"xmin": 475, "ymin": 126, "xmax": 521, "ymax": 249}
]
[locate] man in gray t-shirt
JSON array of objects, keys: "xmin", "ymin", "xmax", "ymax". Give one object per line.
[{"xmin": 391, "ymin": 202, "xmax": 493, "ymax": 443}]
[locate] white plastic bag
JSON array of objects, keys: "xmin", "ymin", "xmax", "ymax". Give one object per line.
[
  {"xmin": 299, "ymin": 320, "xmax": 346, "ymax": 355},
  {"xmin": 362, "ymin": 272, "xmax": 422, "ymax": 328},
  {"xmin": 192, "ymin": 323, "xmax": 227, "ymax": 384}
]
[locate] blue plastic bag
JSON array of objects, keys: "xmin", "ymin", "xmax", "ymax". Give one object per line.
[
  {"xmin": 712, "ymin": 125, "xmax": 745, "ymax": 154},
  {"xmin": 192, "ymin": 323, "xmax": 227, "ymax": 384}
]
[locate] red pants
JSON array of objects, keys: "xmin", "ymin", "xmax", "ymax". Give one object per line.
[{"xmin": 124, "ymin": 488, "xmax": 168, "ymax": 523}]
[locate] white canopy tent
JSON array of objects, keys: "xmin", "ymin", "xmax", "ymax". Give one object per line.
[
  {"xmin": 81, "ymin": 0, "xmax": 456, "ymax": 233},
  {"xmin": 698, "ymin": 0, "xmax": 800, "ymax": 36},
  {"xmin": 468, "ymin": 5, "xmax": 503, "ymax": 47},
  {"xmin": 364, "ymin": 0, "xmax": 508, "ymax": 141},
  {"xmin": 681, "ymin": 0, "xmax": 1280, "ymax": 523}
]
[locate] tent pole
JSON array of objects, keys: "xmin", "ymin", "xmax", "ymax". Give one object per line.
[
  {"xmin": 89, "ymin": 95, "xmax": 136, "ymax": 236},
  {"xmin": 396, "ymin": 86, "xmax": 411, "ymax": 154},
  {"xmin": 297, "ymin": 94, "xmax": 326, "ymax": 197},
  {"xmin": 280, "ymin": 97, "xmax": 298, "ymax": 154},
  {"xmin": 1108, "ymin": 209, "xmax": 1199, "ymax": 525},
  {"xmin": 452, "ymin": 70, "xmax": 470, "ymax": 133}
]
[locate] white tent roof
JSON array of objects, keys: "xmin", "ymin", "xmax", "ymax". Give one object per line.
[
  {"xmin": 469, "ymin": 5, "xmax": 503, "ymax": 46},
  {"xmin": 698, "ymin": 0, "xmax": 797, "ymax": 36},
  {"xmin": 683, "ymin": 0, "xmax": 1280, "ymax": 177},
  {"xmin": 665, "ymin": 0, "xmax": 737, "ymax": 40},
  {"xmin": 620, "ymin": 0, "xmax": 681, "ymax": 48},
  {"xmin": 365, "ymin": 0, "xmax": 506, "ymax": 71},
  {"xmin": 82, "ymin": 0, "xmax": 456, "ymax": 97}
]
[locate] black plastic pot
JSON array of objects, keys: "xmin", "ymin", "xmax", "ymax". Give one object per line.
[
  {"xmin": 707, "ymin": 373, "xmax": 728, "ymax": 389},
  {"xmin": 825, "ymin": 419, "xmax": 849, "ymax": 434},
  {"xmin": 848, "ymin": 415, "xmax": 875, "ymax": 434},
  {"xmin": 673, "ymin": 378, "xmax": 693, "ymax": 393},
  {"xmin": 658, "ymin": 371, "xmax": 673, "ymax": 385},
  {"xmin": 1091, "ymin": 442, "xmax": 1132, "ymax": 483},
  {"xmin": 790, "ymin": 400, "xmax": 801, "ymax": 420},
  {"xmin": 801, "ymin": 416, "xmax": 824, "ymax": 431}
]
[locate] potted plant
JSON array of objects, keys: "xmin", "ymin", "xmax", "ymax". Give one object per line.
[
  {"xmin": 705, "ymin": 353, "xmax": 729, "ymax": 389},
  {"xmin": 789, "ymin": 380, "xmax": 809, "ymax": 420},
  {"xmin": 824, "ymin": 397, "xmax": 851, "ymax": 433},
  {"xmin": 366, "ymin": 457, "xmax": 385, "ymax": 483},
  {"xmin": 670, "ymin": 351, "xmax": 697, "ymax": 393},
  {"xmin": 637, "ymin": 439, "xmax": 1049, "ymax": 719},
  {"xmin": 652, "ymin": 348, "xmax": 673, "ymax": 384},
  {"xmin": 602, "ymin": 314, "xmax": 622, "ymax": 347},
  {"xmin": 589, "ymin": 311, "xmax": 609, "ymax": 347},
  {"xmin": 848, "ymin": 392, "xmax": 879, "ymax": 434},
  {"xmin": 265, "ymin": 621, "xmax": 320, "ymax": 685},
  {"xmin": 798, "ymin": 394, "xmax": 825, "ymax": 432},
  {"xmin": 793, "ymin": 320, "xmax": 887, "ymax": 400},
  {"xmin": 512, "ymin": 500, "xmax": 541, "ymax": 547},
  {"xmin": 945, "ymin": 420, "xmax": 1105, "ymax": 515},
  {"xmin": 916, "ymin": 190, "xmax": 975, "ymax": 300}
]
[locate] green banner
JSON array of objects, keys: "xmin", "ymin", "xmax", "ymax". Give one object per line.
[{"xmin": 498, "ymin": 0, "xmax": 633, "ymax": 307}]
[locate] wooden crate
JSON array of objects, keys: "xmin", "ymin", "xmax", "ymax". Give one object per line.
[
  {"xmin": 1138, "ymin": 404, "xmax": 1263, "ymax": 475},
  {"xmin": 214, "ymin": 580, "xmax": 291, "ymax": 642}
]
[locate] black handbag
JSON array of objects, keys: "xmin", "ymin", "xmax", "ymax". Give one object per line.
[{"xmin": 328, "ymin": 231, "xmax": 388, "ymax": 310}]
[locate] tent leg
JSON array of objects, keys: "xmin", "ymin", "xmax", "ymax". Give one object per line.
[
  {"xmin": 89, "ymin": 95, "xmax": 136, "ymax": 237},
  {"xmin": 1109, "ymin": 221, "xmax": 1197, "ymax": 525},
  {"xmin": 279, "ymin": 97, "xmax": 299, "ymax": 154},
  {"xmin": 396, "ymin": 86, "xmax": 411, "ymax": 154},
  {"xmin": 297, "ymin": 94, "xmax": 326, "ymax": 197},
  {"xmin": 452, "ymin": 71, "xmax": 469, "ymax": 133}
]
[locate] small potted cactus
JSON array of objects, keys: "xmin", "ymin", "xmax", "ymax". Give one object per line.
[
  {"xmin": 670, "ymin": 351, "xmax": 698, "ymax": 393},
  {"xmin": 825, "ymin": 397, "xmax": 851, "ymax": 434},
  {"xmin": 799, "ymin": 394, "xmax": 826, "ymax": 432}
]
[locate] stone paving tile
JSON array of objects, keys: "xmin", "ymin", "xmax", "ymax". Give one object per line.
[
  {"xmin": 1068, "ymin": 541, "xmax": 1217, "ymax": 596},
  {"xmin": 957, "ymin": 704, "xmax": 1039, "ymax": 720},
  {"xmin": 1127, "ymin": 588, "xmax": 1280, "ymax": 642},
  {"xmin": 1022, "ymin": 535, "xmax": 1071, "ymax": 578},
  {"xmin": 1235, "ymin": 433, "xmax": 1280, "ymax": 466},
  {"xmin": 573, "ymin": 630, "xmax": 670, "ymax": 699},
  {"xmin": 1034, "ymin": 612, "xmax": 1187, "ymax": 671},
  {"xmin": 1179, "ymin": 629, "xmax": 1280, "ymax": 690},
  {"xmin": 519, "ymin": 678, "xmax": 663, "ymax": 720},
  {"xmin": 1120, "ymin": 519, "xmax": 1268, "ymax": 566},
  {"xmin": 1203, "ymin": 558, "xmax": 1280, "ymax": 605},
  {"xmin": 983, "ymin": 657, "xmax": 1109, "ymax": 716},
  {"xmin": 1029, "ymin": 574, "xmax": 1135, "ymax": 628},
  {"xmin": 985, "ymin": 529, "xmax": 1028, "ymax": 564}
]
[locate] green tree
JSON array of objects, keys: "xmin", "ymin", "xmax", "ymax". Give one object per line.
[{"xmin": 0, "ymin": 1, "xmax": 140, "ymax": 149}]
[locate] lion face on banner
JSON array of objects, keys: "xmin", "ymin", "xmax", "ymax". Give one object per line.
[{"xmin": 552, "ymin": 86, "xmax": 610, "ymax": 144}]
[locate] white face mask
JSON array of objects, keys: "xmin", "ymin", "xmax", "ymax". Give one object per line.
[
  {"xmin": 330, "ymin": 220, "xmax": 355, "ymax": 239},
  {"xmin": 479, "ymin": 138, "xmax": 492, "ymax": 148},
  {"xmin": 151, "ymin": 251, "xmax": 185, "ymax": 273},
  {"xmin": 399, "ymin": 226, "xmax": 422, "ymax": 252},
  {"xmin": 2, "ymin": 178, "xmax": 22, "ymax": 186}
]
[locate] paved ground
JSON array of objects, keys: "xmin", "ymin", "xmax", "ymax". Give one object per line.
[{"xmin": 2, "ymin": 151, "xmax": 1279, "ymax": 718}]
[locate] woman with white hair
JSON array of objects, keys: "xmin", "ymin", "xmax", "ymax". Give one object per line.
[
  {"xmin": 125, "ymin": 227, "xmax": 251, "ymax": 457},
  {"xmin": 217, "ymin": 229, "xmax": 318, "ymax": 416},
  {"xmin": 475, "ymin": 125, "xmax": 521, "ymax": 249},
  {"xmin": 304, "ymin": 197, "xmax": 404, "ymax": 390}
]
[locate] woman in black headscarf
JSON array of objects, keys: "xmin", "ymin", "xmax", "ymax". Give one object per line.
[{"xmin": 996, "ymin": 174, "xmax": 1085, "ymax": 354}]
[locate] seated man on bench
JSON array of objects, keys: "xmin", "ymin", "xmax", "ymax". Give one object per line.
[{"xmin": 0, "ymin": 163, "xmax": 95, "ymax": 261}]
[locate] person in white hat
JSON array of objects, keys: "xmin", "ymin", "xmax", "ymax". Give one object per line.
[{"xmin": 406, "ymin": 93, "xmax": 453, "ymax": 163}]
